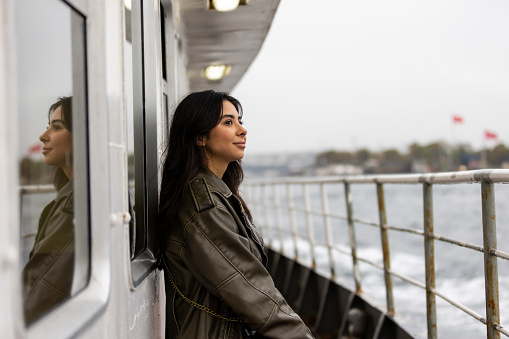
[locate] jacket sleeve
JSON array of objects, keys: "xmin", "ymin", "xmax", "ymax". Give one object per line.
[
  {"xmin": 22, "ymin": 194, "xmax": 74, "ymax": 325},
  {"xmin": 181, "ymin": 206, "xmax": 314, "ymax": 339}
]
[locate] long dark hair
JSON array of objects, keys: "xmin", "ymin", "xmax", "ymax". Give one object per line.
[
  {"xmin": 157, "ymin": 90, "xmax": 251, "ymax": 256},
  {"xmin": 48, "ymin": 96, "xmax": 73, "ymax": 191}
]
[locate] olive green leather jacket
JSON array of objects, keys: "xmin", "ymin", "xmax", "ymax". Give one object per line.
[
  {"xmin": 22, "ymin": 180, "xmax": 74, "ymax": 325},
  {"xmin": 162, "ymin": 167, "xmax": 314, "ymax": 338}
]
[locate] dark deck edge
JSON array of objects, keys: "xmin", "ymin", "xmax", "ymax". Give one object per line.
[{"xmin": 267, "ymin": 248, "xmax": 417, "ymax": 339}]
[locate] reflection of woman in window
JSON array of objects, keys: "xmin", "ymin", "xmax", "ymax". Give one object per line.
[
  {"xmin": 22, "ymin": 96, "xmax": 74, "ymax": 325},
  {"xmin": 157, "ymin": 90, "xmax": 313, "ymax": 338}
]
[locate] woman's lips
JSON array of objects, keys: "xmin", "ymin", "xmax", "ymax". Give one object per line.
[
  {"xmin": 234, "ymin": 142, "xmax": 246, "ymax": 149},
  {"xmin": 42, "ymin": 148, "xmax": 52, "ymax": 155}
]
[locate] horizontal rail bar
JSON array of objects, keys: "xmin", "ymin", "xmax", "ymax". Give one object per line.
[
  {"xmin": 245, "ymin": 169, "xmax": 509, "ymax": 186},
  {"xmin": 432, "ymin": 288, "xmax": 486, "ymax": 324},
  {"xmin": 331, "ymin": 245, "xmax": 353, "ymax": 257},
  {"xmin": 494, "ymin": 324, "xmax": 509, "ymax": 337},
  {"xmin": 356, "ymin": 255, "xmax": 384, "ymax": 271},
  {"xmin": 275, "ymin": 204, "xmax": 350, "ymax": 221},
  {"xmin": 19, "ymin": 185, "xmax": 55, "ymax": 194},
  {"xmin": 387, "ymin": 225, "xmax": 425, "ymax": 236},
  {"xmin": 262, "ymin": 201, "xmax": 352, "ymax": 222},
  {"xmin": 432, "ymin": 233, "xmax": 484, "ymax": 253},
  {"xmin": 388, "ymin": 268, "xmax": 426, "ymax": 290},
  {"xmin": 493, "ymin": 250, "xmax": 509, "ymax": 261},
  {"xmin": 352, "ymin": 217, "xmax": 380, "ymax": 228}
]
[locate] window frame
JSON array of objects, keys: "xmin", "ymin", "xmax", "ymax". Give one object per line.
[
  {"xmin": 128, "ymin": 0, "xmax": 160, "ymax": 286},
  {"xmin": 21, "ymin": 0, "xmax": 110, "ymax": 337}
]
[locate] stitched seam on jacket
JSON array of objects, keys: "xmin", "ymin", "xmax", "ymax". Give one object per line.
[
  {"xmin": 207, "ymin": 185, "xmax": 232, "ymax": 198},
  {"xmin": 211, "ymin": 272, "xmax": 240, "ymax": 295},
  {"xmin": 172, "ymin": 287, "xmax": 180, "ymax": 334},
  {"xmin": 191, "ymin": 220, "xmax": 280, "ymax": 323},
  {"xmin": 189, "ymin": 182, "xmax": 201, "ymax": 211},
  {"xmin": 178, "ymin": 213, "xmax": 199, "ymax": 260},
  {"xmin": 39, "ymin": 277, "xmax": 69, "ymax": 297},
  {"xmin": 190, "ymin": 179, "xmax": 216, "ymax": 211},
  {"xmin": 259, "ymin": 304, "xmax": 278, "ymax": 332},
  {"xmin": 23, "ymin": 235, "xmax": 74, "ymax": 298},
  {"xmin": 182, "ymin": 212, "xmax": 198, "ymax": 231},
  {"xmin": 168, "ymin": 238, "xmax": 184, "ymax": 246}
]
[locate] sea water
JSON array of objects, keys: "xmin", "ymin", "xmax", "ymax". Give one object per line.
[{"xmin": 247, "ymin": 182, "xmax": 509, "ymax": 339}]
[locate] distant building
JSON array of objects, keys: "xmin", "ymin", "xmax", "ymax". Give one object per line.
[
  {"xmin": 314, "ymin": 164, "xmax": 362, "ymax": 176},
  {"xmin": 243, "ymin": 152, "xmax": 317, "ymax": 178}
]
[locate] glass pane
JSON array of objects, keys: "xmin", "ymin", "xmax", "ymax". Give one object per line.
[
  {"xmin": 125, "ymin": 2, "xmax": 137, "ymax": 259},
  {"xmin": 16, "ymin": 0, "xmax": 88, "ymax": 326}
]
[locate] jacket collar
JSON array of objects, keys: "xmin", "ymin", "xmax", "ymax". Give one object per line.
[
  {"xmin": 55, "ymin": 179, "xmax": 74, "ymax": 201},
  {"xmin": 197, "ymin": 166, "xmax": 232, "ymax": 197}
]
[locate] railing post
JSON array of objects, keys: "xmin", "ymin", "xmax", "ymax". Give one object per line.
[
  {"xmin": 481, "ymin": 180, "xmax": 500, "ymax": 339},
  {"xmin": 273, "ymin": 184, "xmax": 285, "ymax": 255},
  {"xmin": 320, "ymin": 183, "xmax": 336, "ymax": 279},
  {"xmin": 249, "ymin": 184, "xmax": 262, "ymax": 233},
  {"xmin": 262, "ymin": 184, "xmax": 273, "ymax": 248},
  {"xmin": 286, "ymin": 184, "xmax": 299, "ymax": 261},
  {"xmin": 376, "ymin": 183, "xmax": 394, "ymax": 315},
  {"xmin": 423, "ymin": 183, "xmax": 437, "ymax": 339},
  {"xmin": 344, "ymin": 182, "xmax": 361, "ymax": 293},
  {"xmin": 302, "ymin": 184, "xmax": 316, "ymax": 269}
]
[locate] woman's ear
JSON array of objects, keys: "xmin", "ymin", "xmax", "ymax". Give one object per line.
[{"xmin": 196, "ymin": 136, "xmax": 206, "ymax": 147}]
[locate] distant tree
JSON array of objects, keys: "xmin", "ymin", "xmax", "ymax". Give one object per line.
[
  {"xmin": 422, "ymin": 142, "xmax": 448, "ymax": 171},
  {"xmin": 355, "ymin": 149, "xmax": 370, "ymax": 164},
  {"xmin": 315, "ymin": 150, "xmax": 354, "ymax": 166},
  {"xmin": 19, "ymin": 157, "xmax": 53, "ymax": 185},
  {"xmin": 382, "ymin": 149, "xmax": 403, "ymax": 162},
  {"xmin": 487, "ymin": 143, "xmax": 509, "ymax": 167},
  {"xmin": 20, "ymin": 157, "xmax": 33, "ymax": 185},
  {"xmin": 313, "ymin": 139, "xmax": 504, "ymax": 173},
  {"xmin": 408, "ymin": 143, "xmax": 425, "ymax": 160}
]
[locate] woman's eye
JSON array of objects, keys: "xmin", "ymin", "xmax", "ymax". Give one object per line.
[
  {"xmin": 239, "ymin": 120, "xmax": 244, "ymax": 125},
  {"xmin": 225, "ymin": 120, "xmax": 233, "ymax": 125}
]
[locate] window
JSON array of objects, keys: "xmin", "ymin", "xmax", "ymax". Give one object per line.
[
  {"xmin": 125, "ymin": 1, "xmax": 137, "ymax": 259},
  {"xmin": 15, "ymin": 0, "xmax": 88, "ymax": 326},
  {"xmin": 125, "ymin": 0, "xmax": 161, "ymax": 285}
]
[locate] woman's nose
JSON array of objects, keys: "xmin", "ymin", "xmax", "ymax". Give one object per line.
[
  {"xmin": 238, "ymin": 125, "xmax": 247, "ymax": 136},
  {"xmin": 39, "ymin": 129, "xmax": 49, "ymax": 142}
]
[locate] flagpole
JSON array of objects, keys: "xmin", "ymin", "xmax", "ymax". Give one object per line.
[
  {"xmin": 450, "ymin": 119, "xmax": 455, "ymax": 171},
  {"xmin": 481, "ymin": 130, "xmax": 487, "ymax": 168},
  {"xmin": 451, "ymin": 114, "xmax": 463, "ymax": 170}
]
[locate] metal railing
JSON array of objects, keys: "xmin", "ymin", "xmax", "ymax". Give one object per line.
[
  {"xmin": 19, "ymin": 184, "xmax": 55, "ymax": 238},
  {"xmin": 243, "ymin": 169, "xmax": 509, "ymax": 339}
]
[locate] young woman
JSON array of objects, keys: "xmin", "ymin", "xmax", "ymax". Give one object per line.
[
  {"xmin": 22, "ymin": 96, "xmax": 75, "ymax": 325},
  {"xmin": 158, "ymin": 90, "xmax": 314, "ymax": 338}
]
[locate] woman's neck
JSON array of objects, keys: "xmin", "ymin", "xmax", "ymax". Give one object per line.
[
  {"xmin": 63, "ymin": 167, "xmax": 73, "ymax": 180},
  {"xmin": 205, "ymin": 161, "xmax": 227, "ymax": 179}
]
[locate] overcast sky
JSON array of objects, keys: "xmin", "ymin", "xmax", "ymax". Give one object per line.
[{"xmin": 232, "ymin": 0, "xmax": 509, "ymax": 155}]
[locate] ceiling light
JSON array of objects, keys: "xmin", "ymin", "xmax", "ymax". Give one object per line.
[
  {"xmin": 208, "ymin": 0, "xmax": 248, "ymax": 12},
  {"xmin": 204, "ymin": 64, "xmax": 231, "ymax": 81},
  {"xmin": 125, "ymin": 0, "xmax": 131, "ymax": 11}
]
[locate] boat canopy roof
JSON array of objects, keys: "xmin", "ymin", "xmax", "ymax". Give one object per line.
[{"xmin": 176, "ymin": 0, "xmax": 280, "ymax": 92}]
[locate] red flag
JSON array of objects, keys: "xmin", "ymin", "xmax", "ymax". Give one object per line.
[
  {"xmin": 485, "ymin": 130, "xmax": 498, "ymax": 140},
  {"xmin": 28, "ymin": 143, "xmax": 43, "ymax": 154},
  {"xmin": 452, "ymin": 115, "xmax": 463, "ymax": 124}
]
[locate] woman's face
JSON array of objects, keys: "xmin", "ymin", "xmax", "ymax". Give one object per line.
[
  {"xmin": 39, "ymin": 106, "xmax": 73, "ymax": 175},
  {"xmin": 202, "ymin": 100, "xmax": 247, "ymax": 172}
]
